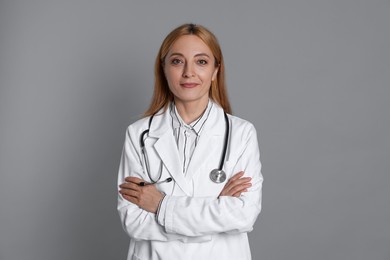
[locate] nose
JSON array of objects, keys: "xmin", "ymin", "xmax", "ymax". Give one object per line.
[{"xmin": 183, "ymin": 63, "xmax": 195, "ymax": 78}]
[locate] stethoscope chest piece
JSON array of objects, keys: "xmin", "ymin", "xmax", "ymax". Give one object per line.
[
  {"xmin": 141, "ymin": 110, "xmax": 230, "ymax": 185},
  {"xmin": 210, "ymin": 169, "xmax": 227, "ymax": 183}
]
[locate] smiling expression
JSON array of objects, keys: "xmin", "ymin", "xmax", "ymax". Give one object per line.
[{"xmin": 163, "ymin": 35, "xmax": 219, "ymax": 106}]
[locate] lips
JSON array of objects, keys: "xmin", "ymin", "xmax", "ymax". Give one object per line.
[{"xmin": 180, "ymin": 82, "xmax": 199, "ymax": 88}]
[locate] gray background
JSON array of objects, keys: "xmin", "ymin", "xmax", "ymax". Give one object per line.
[{"xmin": 0, "ymin": 1, "xmax": 389, "ymax": 259}]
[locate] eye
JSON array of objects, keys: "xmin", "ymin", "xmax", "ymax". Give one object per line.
[
  {"xmin": 171, "ymin": 58, "xmax": 183, "ymax": 65},
  {"xmin": 197, "ymin": 59, "xmax": 208, "ymax": 65}
]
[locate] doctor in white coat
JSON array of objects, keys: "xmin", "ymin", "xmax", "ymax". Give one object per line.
[{"xmin": 118, "ymin": 24, "xmax": 263, "ymax": 260}]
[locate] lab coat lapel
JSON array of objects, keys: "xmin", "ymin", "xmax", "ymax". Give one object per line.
[
  {"xmin": 185, "ymin": 105, "xmax": 225, "ymax": 181},
  {"xmin": 149, "ymin": 109, "xmax": 192, "ymax": 196}
]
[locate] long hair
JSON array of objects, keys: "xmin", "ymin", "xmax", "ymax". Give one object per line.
[{"xmin": 144, "ymin": 23, "xmax": 232, "ymax": 116}]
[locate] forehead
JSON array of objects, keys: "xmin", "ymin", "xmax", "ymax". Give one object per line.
[{"xmin": 167, "ymin": 35, "xmax": 213, "ymax": 56}]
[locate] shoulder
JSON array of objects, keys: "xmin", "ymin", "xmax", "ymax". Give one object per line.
[
  {"xmin": 125, "ymin": 107, "xmax": 168, "ymax": 137},
  {"xmin": 227, "ymin": 114, "xmax": 257, "ymax": 140},
  {"xmin": 212, "ymin": 101, "xmax": 256, "ymax": 133},
  {"xmin": 123, "ymin": 116, "xmax": 152, "ymax": 145},
  {"xmin": 127, "ymin": 116, "xmax": 150, "ymax": 132},
  {"xmin": 225, "ymin": 114, "xmax": 261, "ymax": 159}
]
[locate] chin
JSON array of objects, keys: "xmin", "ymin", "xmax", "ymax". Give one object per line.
[{"xmin": 175, "ymin": 95, "xmax": 208, "ymax": 103}]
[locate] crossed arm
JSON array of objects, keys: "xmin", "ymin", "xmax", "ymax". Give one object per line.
[
  {"xmin": 117, "ymin": 123, "xmax": 262, "ymax": 240},
  {"xmin": 119, "ymin": 171, "xmax": 252, "ymax": 214}
]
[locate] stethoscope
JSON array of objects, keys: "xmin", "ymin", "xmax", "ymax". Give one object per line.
[{"xmin": 139, "ymin": 111, "xmax": 230, "ymax": 186}]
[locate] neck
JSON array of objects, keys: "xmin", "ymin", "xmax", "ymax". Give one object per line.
[{"xmin": 174, "ymin": 98, "xmax": 209, "ymax": 124}]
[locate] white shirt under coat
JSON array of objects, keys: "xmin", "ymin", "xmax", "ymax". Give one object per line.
[
  {"xmin": 117, "ymin": 100, "xmax": 263, "ymax": 260},
  {"xmin": 169, "ymin": 100, "xmax": 213, "ymax": 175}
]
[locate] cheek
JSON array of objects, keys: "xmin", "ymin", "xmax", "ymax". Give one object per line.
[
  {"xmin": 201, "ymin": 70, "xmax": 216, "ymax": 84},
  {"xmin": 164, "ymin": 68, "xmax": 180, "ymax": 84}
]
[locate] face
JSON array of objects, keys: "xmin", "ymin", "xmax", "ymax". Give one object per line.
[{"xmin": 163, "ymin": 35, "xmax": 219, "ymax": 106}]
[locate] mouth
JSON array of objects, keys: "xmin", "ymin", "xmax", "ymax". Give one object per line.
[{"xmin": 180, "ymin": 83, "xmax": 199, "ymax": 88}]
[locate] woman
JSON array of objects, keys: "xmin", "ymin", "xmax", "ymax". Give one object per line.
[{"xmin": 118, "ymin": 24, "xmax": 263, "ymax": 260}]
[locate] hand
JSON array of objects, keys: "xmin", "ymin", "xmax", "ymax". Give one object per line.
[
  {"xmin": 119, "ymin": 177, "xmax": 164, "ymax": 213},
  {"xmin": 219, "ymin": 171, "xmax": 252, "ymax": 197}
]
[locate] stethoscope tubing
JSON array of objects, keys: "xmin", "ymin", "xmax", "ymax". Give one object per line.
[
  {"xmin": 218, "ymin": 112, "xmax": 229, "ymax": 171},
  {"xmin": 140, "ymin": 110, "xmax": 230, "ymax": 184},
  {"xmin": 140, "ymin": 114, "xmax": 164, "ymax": 184}
]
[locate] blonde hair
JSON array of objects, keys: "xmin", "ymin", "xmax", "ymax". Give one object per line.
[{"xmin": 144, "ymin": 23, "xmax": 232, "ymax": 116}]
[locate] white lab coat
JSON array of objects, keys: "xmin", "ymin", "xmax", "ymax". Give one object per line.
[{"xmin": 117, "ymin": 102, "xmax": 263, "ymax": 260}]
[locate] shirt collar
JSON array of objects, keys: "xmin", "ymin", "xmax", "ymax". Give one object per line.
[{"xmin": 169, "ymin": 100, "xmax": 214, "ymax": 136}]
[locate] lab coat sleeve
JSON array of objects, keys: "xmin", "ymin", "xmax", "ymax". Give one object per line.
[
  {"xmin": 117, "ymin": 125, "xmax": 211, "ymax": 242},
  {"xmin": 157, "ymin": 123, "xmax": 263, "ymax": 237}
]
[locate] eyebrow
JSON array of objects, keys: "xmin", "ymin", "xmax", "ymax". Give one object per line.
[{"xmin": 168, "ymin": 52, "xmax": 211, "ymax": 58}]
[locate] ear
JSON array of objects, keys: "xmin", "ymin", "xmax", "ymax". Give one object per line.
[{"xmin": 212, "ymin": 65, "xmax": 219, "ymax": 81}]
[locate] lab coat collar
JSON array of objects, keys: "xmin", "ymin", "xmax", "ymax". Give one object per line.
[
  {"xmin": 148, "ymin": 100, "xmax": 225, "ymax": 138},
  {"xmin": 184, "ymin": 102, "xmax": 226, "ymax": 181},
  {"xmin": 148, "ymin": 100, "xmax": 226, "ymax": 195},
  {"xmin": 169, "ymin": 100, "xmax": 213, "ymax": 136}
]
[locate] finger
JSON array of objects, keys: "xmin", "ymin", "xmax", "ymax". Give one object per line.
[
  {"xmin": 119, "ymin": 182, "xmax": 136, "ymax": 190},
  {"xmin": 232, "ymin": 189, "xmax": 248, "ymax": 197},
  {"xmin": 223, "ymin": 172, "xmax": 245, "ymax": 191},
  {"xmin": 219, "ymin": 185, "xmax": 248, "ymax": 197},
  {"xmin": 119, "ymin": 182, "xmax": 141, "ymax": 192},
  {"xmin": 223, "ymin": 177, "xmax": 251, "ymax": 194},
  {"xmin": 229, "ymin": 183, "xmax": 252, "ymax": 195},
  {"xmin": 224, "ymin": 183, "xmax": 251, "ymax": 197},
  {"xmin": 228, "ymin": 171, "xmax": 244, "ymax": 183},
  {"xmin": 122, "ymin": 194, "xmax": 139, "ymax": 205},
  {"xmin": 119, "ymin": 189, "xmax": 139, "ymax": 198},
  {"xmin": 232, "ymin": 192, "xmax": 241, "ymax": 197},
  {"xmin": 230, "ymin": 177, "xmax": 252, "ymax": 187},
  {"xmin": 124, "ymin": 176, "xmax": 145, "ymax": 184}
]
